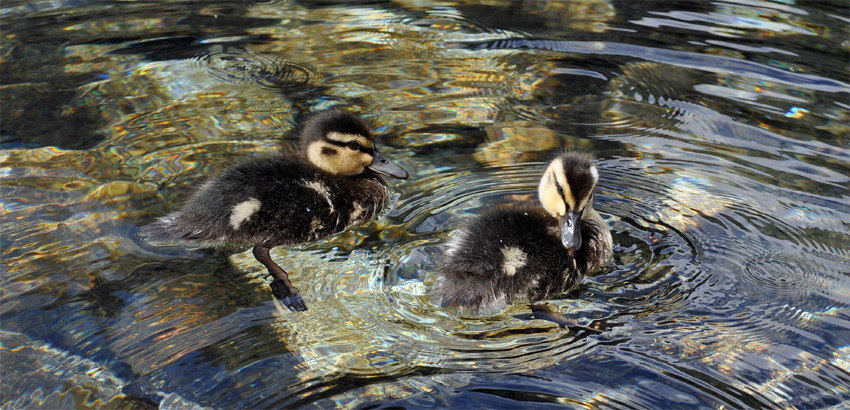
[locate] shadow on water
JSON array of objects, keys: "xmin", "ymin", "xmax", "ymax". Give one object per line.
[{"xmin": 1, "ymin": 0, "xmax": 849, "ymax": 409}]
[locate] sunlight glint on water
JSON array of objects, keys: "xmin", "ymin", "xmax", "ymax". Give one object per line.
[{"xmin": 1, "ymin": 0, "xmax": 848, "ymax": 409}]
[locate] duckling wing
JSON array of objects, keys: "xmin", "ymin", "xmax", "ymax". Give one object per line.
[
  {"xmin": 435, "ymin": 207, "xmax": 573, "ymax": 314},
  {"xmin": 140, "ymin": 155, "xmax": 345, "ymax": 247}
]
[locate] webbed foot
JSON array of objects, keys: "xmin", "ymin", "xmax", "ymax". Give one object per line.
[
  {"xmin": 530, "ymin": 303, "xmax": 602, "ymax": 333},
  {"xmin": 270, "ymin": 279, "xmax": 308, "ymax": 311}
]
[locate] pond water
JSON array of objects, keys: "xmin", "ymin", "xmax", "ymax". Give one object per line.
[{"xmin": 2, "ymin": 0, "xmax": 849, "ymax": 409}]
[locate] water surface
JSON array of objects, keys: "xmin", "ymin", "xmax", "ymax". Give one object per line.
[{"xmin": 2, "ymin": 0, "xmax": 849, "ymax": 409}]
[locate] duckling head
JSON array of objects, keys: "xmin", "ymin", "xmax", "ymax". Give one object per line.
[
  {"xmin": 538, "ymin": 151, "xmax": 599, "ymax": 254},
  {"xmin": 300, "ymin": 110, "xmax": 408, "ymax": 179}
]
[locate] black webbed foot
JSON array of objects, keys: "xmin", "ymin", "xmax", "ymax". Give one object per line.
[
  {"xmin": 270, "ymin": 279, "xmax": 308, "ymax": 311},
  {"xmin": 530, "ymin": 303, "xmax": 603, "ymax": 333}
]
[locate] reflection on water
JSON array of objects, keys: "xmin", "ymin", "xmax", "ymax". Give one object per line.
[{"xmin": 2, "ymin": 0, "xmax": 849, "ymax": 409}]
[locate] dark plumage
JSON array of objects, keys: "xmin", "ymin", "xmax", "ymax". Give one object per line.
[
  {"xmin": 141, "ymin": 157, "xmax": 389, "ymax": 246},
  {"xmin": 140, "ymin": 110, "xmax": 408, "ymax": 311},
  {"xmin": 434, "ymin": 151, "xmax": 613, "ymax": 315}
]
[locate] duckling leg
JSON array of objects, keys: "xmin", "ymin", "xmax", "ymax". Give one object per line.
[
  {"xmin": 530, "ymin": 303, "xmax": 602, "ymax": 333},
  {"xmin": 252, "ymin": 246, "xmax": 308, "ymax": 311}
]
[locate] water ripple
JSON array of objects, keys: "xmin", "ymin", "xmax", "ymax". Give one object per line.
[
  {"xmin": 2, "ymin": 1, "xmax": 848, "ymax": 409},
  {"xmin": 460, "ymin": 39, "xmax": 850, "ymax": 93},
  {"xmin": 743, "ymin": 252, "xmax": 826, "ymax": 294},
  {"xmin": 179, "ymin": 45, "xmax": 318, "ymax": 91}
]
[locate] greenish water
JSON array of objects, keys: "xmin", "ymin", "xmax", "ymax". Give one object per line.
[{"xmin": 1, "ymin": 1, "xmax": 848, "ymax": 409}]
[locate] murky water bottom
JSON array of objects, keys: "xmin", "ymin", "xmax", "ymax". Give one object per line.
[{"xmin": 2, "ymin": 1, "xmax": 849, "ymax": 409}]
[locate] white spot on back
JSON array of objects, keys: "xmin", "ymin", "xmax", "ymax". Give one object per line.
[
  {"xmin": 229, "ymin": 198, "xmax": 261, "ymax": 230},
  {"xmin": 501, "ymin": 246, "xmax": 528, "ymax": 276},
  {"xmin": 304, "ymin": 180, "xmax": 334, "ymax": 213}
]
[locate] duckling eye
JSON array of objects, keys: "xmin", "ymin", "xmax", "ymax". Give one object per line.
[
  {"xmin": 347, "ymin": 141, "xmax": 361, "ymax": 150},
  {"xmin": 555, "ymin": 183, "xmax": 564, "ymax": 197}
]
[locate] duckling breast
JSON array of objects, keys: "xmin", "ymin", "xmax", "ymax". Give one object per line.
[
  {"xmin": 578, "ymin": 208, "xmax": 614, "ymax": 273},
  {"xmin": 339, "ymin": 174, "xmax": 392, "ymax": 227}
]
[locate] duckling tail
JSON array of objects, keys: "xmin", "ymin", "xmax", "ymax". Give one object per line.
[
  {"xmin": 433, "ymin": 276, "xmax": 507, "ymax": 316},
  {"xmin": 139, "ymin": 212, "xmax": 191, "ymax": 244}
]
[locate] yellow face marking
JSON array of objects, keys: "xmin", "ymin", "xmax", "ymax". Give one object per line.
[
  {"xmin": 554, "ymin": 168, "xmax": 575, "ymax": 211},
  {"xmin": 539, "ymin": 158, "xmax": 574, "ymax": 217},
  {"xmin": 306, "ymin": 133, "xmax": 375, "ymax": 176},
  {"xmin": 307, "ymin": 141, "xmax": 338, "ymax": 174},
  {"xmin": 539, "ymin": 157, "xmax": 600, "ymax": 219}
]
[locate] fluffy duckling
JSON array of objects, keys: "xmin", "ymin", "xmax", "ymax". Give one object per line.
[
  {"xmin": 141, "ymin": 110, "xmax": 408, "ymax": 311},
  {"xmin": 434, "ymin": 151, "xmax": 612, "ymax": 316}
]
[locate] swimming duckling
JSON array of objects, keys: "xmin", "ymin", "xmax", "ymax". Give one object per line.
[
  {"xmin": 434, "ymin": 151, "xmax": 612, "ymax": 316},
  {"xmin": 140, "ymin": 110, "xmax": 408, "ymax": 311}
]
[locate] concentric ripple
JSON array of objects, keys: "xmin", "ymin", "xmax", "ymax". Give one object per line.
[
  {"xmin": 742, "ymin": 252, "xmax": 825, "ymax": 294},
  {"xmin": 181, "ymin": 46, "xmax": 317, "ymax": 91}
]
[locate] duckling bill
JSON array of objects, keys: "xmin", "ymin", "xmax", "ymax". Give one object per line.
[
  {"xmin": 434, "ymin": 151, "xmax": 613, "ymax": 316},
  {"xmin": 140, "ymin": 110, "xmax": 408, "ymax": 311}
]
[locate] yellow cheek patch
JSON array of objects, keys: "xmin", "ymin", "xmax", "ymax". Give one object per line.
[
  {"xmin": 553, "ymin": 169, "xmax": 575, "ymax": 211},
  {"xmin": 539, "ymin": 159, "xmax": 566, "ymax": 217},
  {"xmin": 357, "ymin": 151, "xmax": 371, "ymax": 166},
  {"xmin": 306, "ymin": 140, "xmax": 371, "ymax": 176},
  {"xmin": 336, "ymin": 150, "xmax": 369, "ymax": 175},
  {"xmin": 539, "ymin": 182, "xmax": 565, "ymax": 217},
  {"xmin": 307, "ymin": 141, "xmax": 338, "ymax": 174}
]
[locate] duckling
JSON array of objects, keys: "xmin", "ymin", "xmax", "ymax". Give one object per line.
[
  {"xmin": 140, "ymin": 110, "xmax": 408, "ymax": 311},
  {"xmin": 434, "ymin": 151, "xmax": 612, "ymax": 316}
]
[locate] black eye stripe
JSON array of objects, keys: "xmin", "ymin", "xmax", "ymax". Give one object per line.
[
  {"xmin": 327, "ymin": 139, "xmax": 374, "ymax": 154},
  {"xmin": 326, "ymin": 140, "xmax": 349, "ymax": 148},
  {"xmin": 552, "ymin": 173, "xmax": 565, "ymax": 196},
  {"xmin": 551, "ymin": 173, "xmax": 572, "ymax": 211}
]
